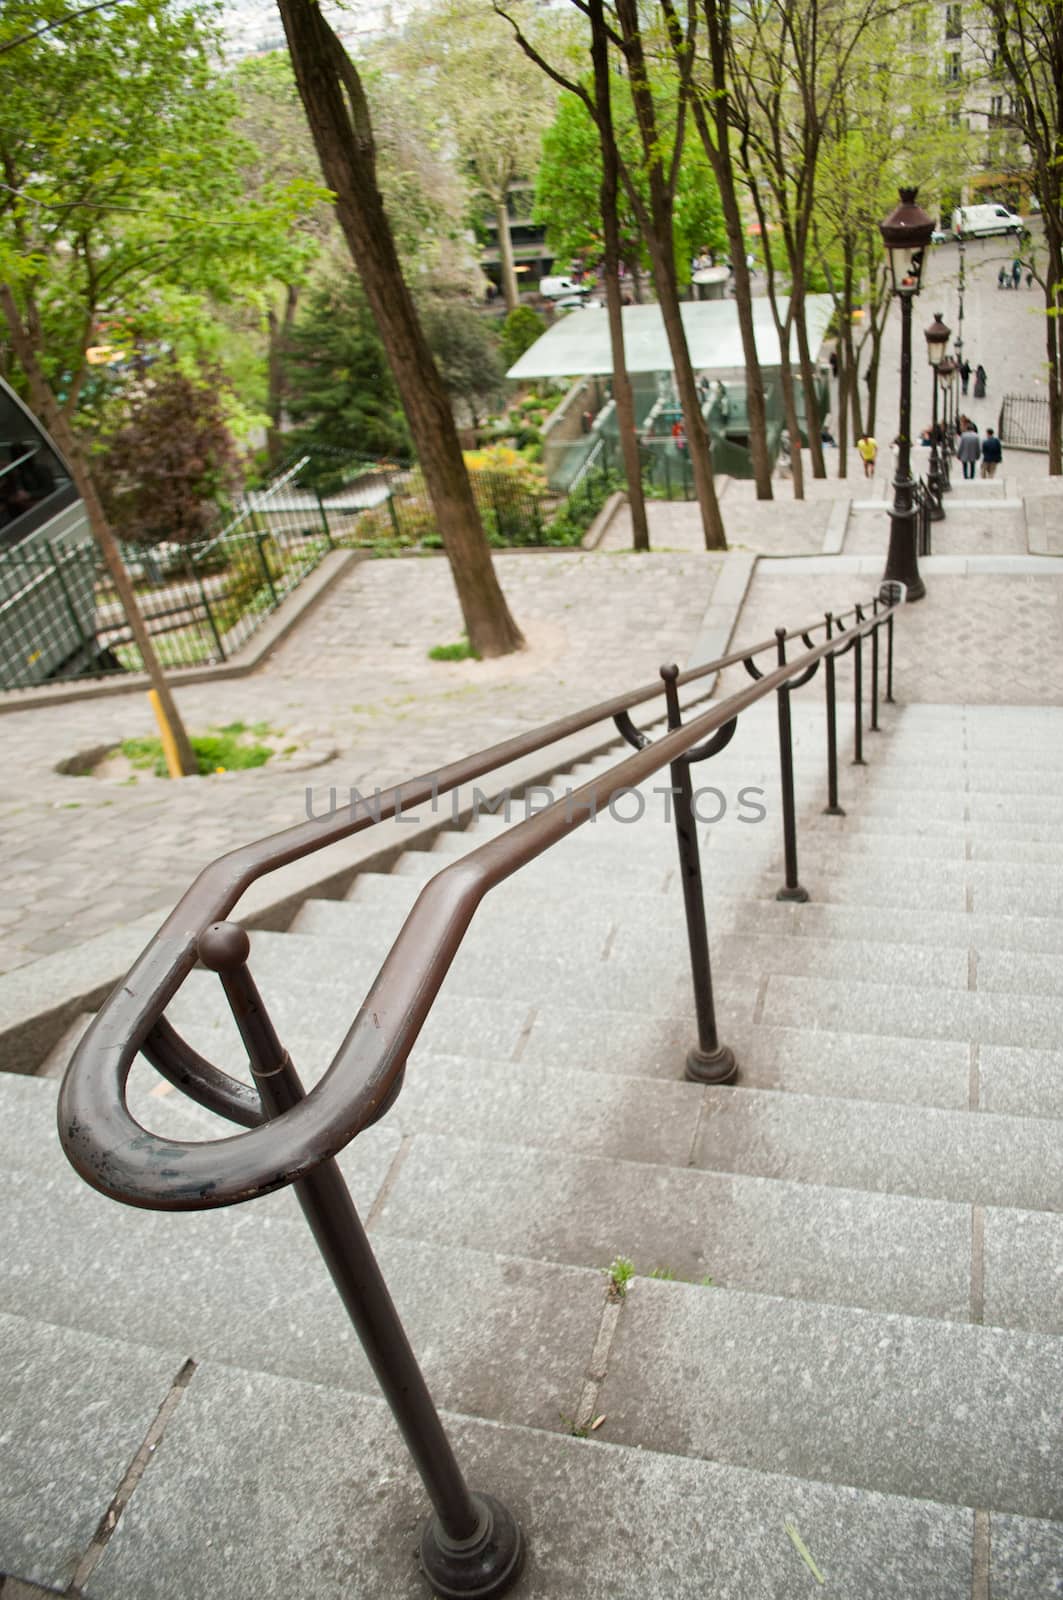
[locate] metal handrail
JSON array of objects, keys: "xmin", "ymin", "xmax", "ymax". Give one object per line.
[
  {"xmin": 56, "ymin": 590, "xmax": 899, "ymax": 1595},
  {"xmin": 58, "ymin": 600, "xmax": 889, "ymax": 1212}
]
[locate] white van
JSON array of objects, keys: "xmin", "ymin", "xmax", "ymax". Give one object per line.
[
  {"xmin": 951, "ymin": 203, "xmax": 1023, "ymax": 239},
  {"xmin": 538, "ymin": 275, "xmax": 587, "ymax": 299}
]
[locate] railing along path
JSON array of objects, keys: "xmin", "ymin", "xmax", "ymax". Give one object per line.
[{"xmin": 58, "ymin": 589, "xmax": 903, "ymax": 1598}]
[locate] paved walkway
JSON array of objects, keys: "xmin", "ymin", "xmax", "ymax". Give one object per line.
[{"xmin": 0, "ymin": 550, "xmax": 724, "ymax": 975}]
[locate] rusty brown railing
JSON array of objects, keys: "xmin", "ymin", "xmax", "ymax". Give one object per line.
[{"xmin": 57, "ymin": 590, "xmax": 901, "ymax": 1598}]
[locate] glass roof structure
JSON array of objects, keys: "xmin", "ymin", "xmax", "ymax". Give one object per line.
[{"xmin": 505, "ymin": 295, "xmax": 835, "ymax": 379}]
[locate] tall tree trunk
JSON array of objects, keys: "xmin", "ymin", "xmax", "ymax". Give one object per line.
[
  {"xmin": 590, "ymin": 0, "xmax": 648, "ymax": 551},
  {"xmin": 266, "ymin": 281, "xmax": 300, "ymax": 471},
  {"xmin": 777, "ymin": 317, "xmax": 806, "ymax": 501},
  {"xmin": 683, "ymin": 0, "xmax": 773, "ymax": 500},
  {"xmin": 789, "ymin": 261, "xmax": 826, "ymax": 478},
  {"xmin": 1045, "ymin": 222, "xmax": 1063, "ymax": 475},
  {"xmin": 836, "ymin": 348, "xmax": 849, "ymax": 478},
  {"xmin": 0, "ymin": 286, "xmax": 198, "ymax": 776},
  {"xmin": 495, "ymin": 196, "xmax": 520, "ymax": 314},
  {"xmin": 277, "ymin": 0, "xmax": 522, "ymax": 657},
  {"xmin": 615, "ymin": 0, "xmax": 726, "ymax": 550}
]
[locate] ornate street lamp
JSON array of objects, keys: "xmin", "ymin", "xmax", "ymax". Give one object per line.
[
  {"xmin": 879, "ymin": 188, "xmax": 935, "ymax": 601},
  {"xmin": 924, "ymin": 310, "xmax": 951, "ymax": 519},
  {"xmin": 936, "ymin": 356, "xmax": 957, "ymax": 492}
]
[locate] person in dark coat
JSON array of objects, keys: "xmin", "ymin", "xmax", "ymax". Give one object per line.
[
  {"xmin": 974, "ymin": 364, "xmax": 987, "ymax": 399},
  {"xmin": 959, "ymin": 359, "xmax": 971, "ymax": 395},
  {"xmin": 980, "ymin": 426, "xmax": 1003, "ymax": 479},
  {"xmin": 957, "ymin": 423, "xmax": 981, "ymax": 480}
]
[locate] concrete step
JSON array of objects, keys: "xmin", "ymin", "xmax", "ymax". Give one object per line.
[
  {"xmin": 0, "ymin": 1165, "xmax": 601, "ymax": 1437},
  {"xmin": 338, "ymin": 871, "xmax": 1063, "ymax": 955},
  {"xmin": 596, "ymin": 1278, "xmax": 1063, "ymax": 1519},
  {"xmin": 690, "ymin": 1083, "xmax": 1063, "ymax": 1212},
  {"xmin": 283, "ymin": 911, "xmax": 971, "ymax": 994},
  {"xmin": 760, "ymin": 971, "xmax": 1063, "ymax": 1051},
  {"xmin": 16, "ymin": 1073, "xmax": 1044, "ymax": 1338},
  {"xmin": 372, "ymin": 1129, "xmax": 1063, "ymax": 1334},
  {"xmin": 79, "ymin": 1351, "xmax": 1033, "ymax": 1600}
]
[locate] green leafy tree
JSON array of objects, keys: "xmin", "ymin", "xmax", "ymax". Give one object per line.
[
  {"xmin": 0, "ymin": 0, "xmax": 307, "ymax": 770},
  {"xmin": 284, "ymin": 276, "xmax": 412, "ymax": 477},
  {"xmin": 419, "ymin": 300, "xmax": 505, "ymax": 427},
  {"xmin": 535, "ymin": 87, "xmax": 726, "ymax": 292},
  {"xmin": 978, "ymin": 0, "xmax": 1063, "ymax": 474},
  {"xmin": 100, "ymin": 362, "xmax": 243, "ymax": 546},
  {"xmin": 396, "ymin": 0, "xmax": 560, "ymax": 311},
  {"xmin": 500, "ymin": 306, "xmax": 547, "ymax": 369},
  {"xmin": 278, "ymin": 0, "xmax": 524, "ymax": 654}
]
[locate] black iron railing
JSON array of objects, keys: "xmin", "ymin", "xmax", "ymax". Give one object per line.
[{"xmin": 58, "ymin": 593, "xmax": 901, "ymax": 1597}]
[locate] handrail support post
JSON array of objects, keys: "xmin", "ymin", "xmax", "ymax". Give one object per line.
[
  {"xmin": 660, "ymin": 666, "xmax": 738, "ymax": 1085},
  {"xmin": 198, "ymin": 923, "xmax": 525, "ymax": 1600},
  {"xmin": 852, "ymin": 605, "xmax": 867, "ymax": 766},
  {"xmin": 772, "ymin": 630, "xmax": 809, "ymax": 902},
  {"xmin": 823, "ymin": 612, "xmax": 845, "ymax": 817}
]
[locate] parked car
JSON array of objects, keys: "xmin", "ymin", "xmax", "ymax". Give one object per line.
[
  {"xmin": 950, "ymin": 204, "xmax": 1023, "ymax": 239},
  {"xmin": 538, "ymin": 275, "xmax": 589, "ymax": 300}
]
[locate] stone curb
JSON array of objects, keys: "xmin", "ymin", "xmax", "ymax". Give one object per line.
[
  {"xmin": 582, "ymin": 490, "xmax": 627, "ymax": 550},
  {"xmin": 822, "ymin": 497, "xmax": 850, "ymax": 555},
  {"xmin": 0, "ymin": 549, "xmax": 366, "ymax": 716}
]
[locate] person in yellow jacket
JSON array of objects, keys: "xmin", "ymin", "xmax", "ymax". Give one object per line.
[{"xmin": 856, "ymin": 434, "xmax": 877, "ymax": 479}]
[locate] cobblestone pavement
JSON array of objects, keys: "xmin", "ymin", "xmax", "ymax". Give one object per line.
[
  {"xmin": 713, "ymin": 566, "xmax": 1063, "ymax": 707},
  {"xmin": 0, "ymin": 549, "xmax": 724, "ymax": 974},
  {"xmin": 603, "ymin": 487, "xmax": 832, "ymax": 555}
]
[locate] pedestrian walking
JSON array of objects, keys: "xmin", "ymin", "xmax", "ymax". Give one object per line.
[
  {"xmin": 1027, "ymin": 269, "xmax": 1035, "ymax": 289},
  {"xmin": 957, "ymin": 422, "xmax": 981, "ymax": 480},
  {"xmin": 959, "ymin": 359, "xmax": 971, "ymax": 396},
  {"xmin": 974, "ymin": 363, "xmax": 987, "ymax": 399},
  {"xmin": 980, "ymin": 426, "xmax": 1002, "ymax": 479},
  {"xmin": 1012, "ymin": 257, "xmax": 1023, "ymax": 289},
  {"xmin": 998, "ymin": 266, "xmax": 1009, "ymax": 290},
  {"xmin": 856, "ymin": 433, "xmax": 878, "ymax": 479}
]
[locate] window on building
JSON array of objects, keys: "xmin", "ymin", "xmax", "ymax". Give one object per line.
[
  {"xmin": 945, "ymin": 4, "xmax": 961, "ymax": 37},
  {"xmin": 946, "ymin": 52, "xmax": 962, "ymax": 82}
]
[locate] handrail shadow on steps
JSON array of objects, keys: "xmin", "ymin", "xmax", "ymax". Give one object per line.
[{"xmin": 57, "ymin": 592, "xmax": 901, "ymax": 1598}]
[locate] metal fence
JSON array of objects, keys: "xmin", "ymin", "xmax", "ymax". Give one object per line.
[{"xmin": 999, "ymin": 393, "xmax": 1049, "ymax": 451}]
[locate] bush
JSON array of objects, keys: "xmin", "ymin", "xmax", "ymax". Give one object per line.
[{"xmin": 500, "ymin": 306, "xmax": 546, "ymax": 370}]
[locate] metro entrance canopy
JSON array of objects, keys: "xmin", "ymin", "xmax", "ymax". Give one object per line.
[{"xmin": 505, "ymin": 295, "xmax": 834, "ymax": 380}]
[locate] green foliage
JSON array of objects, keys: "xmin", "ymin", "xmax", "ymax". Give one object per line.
[
  {"xmin": 99, "ymin": 363, "xmax": 243, "ymax": 547},
  {"xmin": 534, "ymin": 87, "xmax": 726, "ymax": 281},
  {"xmin": 284, "ymin": 276, "xmax": 412, "ymax": 482},
  {"xmin": 0, "ymin": 0, "xmax": 314, "ymax": 407},
  {"xmin": 428, "ymin": 635, "xmax": 480, "ymax": 661},
  {"xmin": 119, "ymin": 727, "xmax": 274, "ymax": 778},
  {"xmin": 500, "ymin": 307, "xmax": 546, "ymax": 370},
  {"xmin": 606, "ymin": 1257, "xmax": 635, "ymax": 1299},
  {"xmin": 418, "ymin": 299, "xmax": 505, "ymax": 422}
]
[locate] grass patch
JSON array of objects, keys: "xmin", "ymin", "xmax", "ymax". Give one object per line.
[
  {"xmin": 428, "ymin": 636, "xmax": 480, "ymax": 663},
  {"xmin": 119, "ymin": 724, "xmax": 275, "ymax": 778}
]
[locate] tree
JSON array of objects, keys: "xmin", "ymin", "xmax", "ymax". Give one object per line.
[
  {"xmin": 419, "ymin": 300, "xmax": 505, "ymax": 428},
  {"xmin": 0, "ymin": 0, "xmax": 298, "ymax": 772},
  {"xmin": 100, "ymin": 363, "xmax": 243, "ymax": 546},
  {"xmin": 233, "ymin": 53, "xmax": 334, "ymax": 469},
  {"xmin": 534, "ymin": 84, "xmax": 726, "ymax": 297},
  {"xmin": 276, "ymin": 0, "xmax": 524, "ymax": 656},
  {"xmin": 500, "ymin": 306, "xmax": 547, "ymax": 369},
  {"xmin": 284, "ymin": 275, "xmax": 412, "ymax": 475},
  {"xmin": 660, "ymin": 0, "xmax": 774, "ymax": 499},
  {"xmin": 501, "ymin": 0, "xmax": 728, "ymax": 550},
  {"xmin": 723, "ymin": 0, "xmax": 901, "ymax": 491},
  {"xmin": 978, "ymin": 0, "xmax": 1063, "ymax": 473},
  {"xmin": 398, "ymin": 0, "xmax": 559, "ymax": 313}
]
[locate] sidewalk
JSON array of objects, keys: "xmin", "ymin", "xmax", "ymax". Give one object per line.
[{"xmin": 0, "ymin": 549, "xmax": 727, "ymax": 977}]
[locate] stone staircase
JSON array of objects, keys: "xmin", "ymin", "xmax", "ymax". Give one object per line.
[{"xmin": 2, "ymin": 696, "xmax": 1062, "ymax": 1597}]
